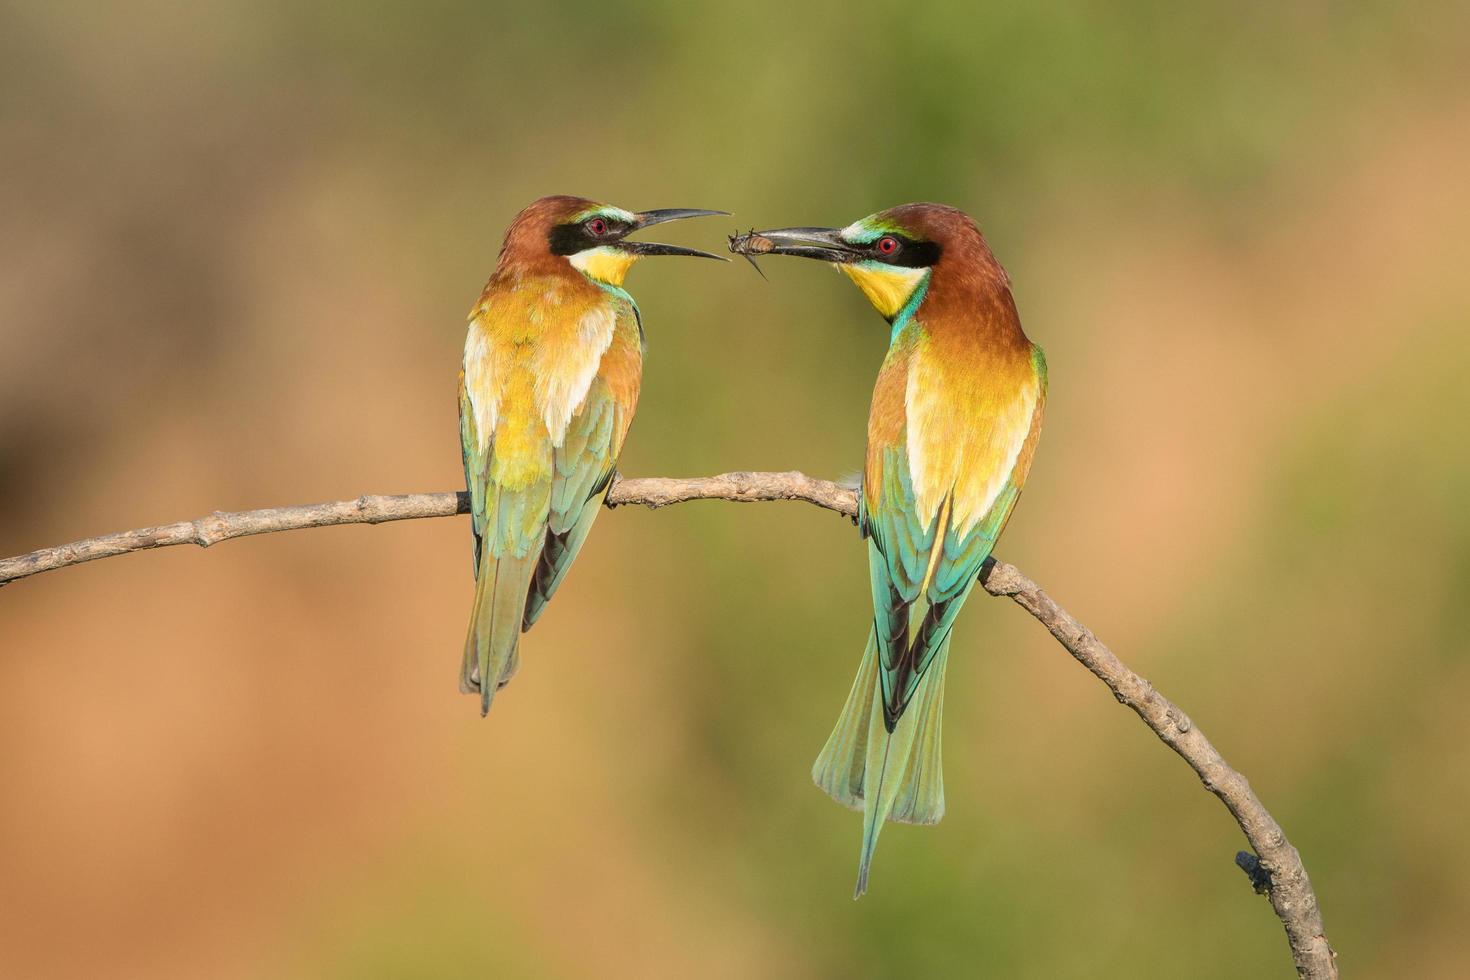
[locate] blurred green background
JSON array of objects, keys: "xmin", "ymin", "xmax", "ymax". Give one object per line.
[{"xmin": 3, "ymin": 2, "xmax": 1468, "ymax": 977}]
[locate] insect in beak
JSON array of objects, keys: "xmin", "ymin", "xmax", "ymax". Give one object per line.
[{"xmin": 728, "ymin": 228, "xmax": 776, "ymax": 280}]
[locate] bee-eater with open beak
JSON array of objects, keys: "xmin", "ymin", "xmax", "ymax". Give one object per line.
[
  {"xmin": 737, "ymin": 205, "xmax": 1046, "ymax": 895},
  {"xmin": 460, "ymin": 195, "xmax": 725, "ymax": 715}
]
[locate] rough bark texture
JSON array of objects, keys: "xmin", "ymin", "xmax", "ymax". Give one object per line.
[{"xmin": 0, "ymin": 470, "xmax": 1336, "ymax": 978}]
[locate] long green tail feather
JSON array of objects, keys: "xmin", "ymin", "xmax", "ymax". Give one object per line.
[
  {"xmin": 813, "ymin": 631, "xmax": 950, "ymax": 897},
  {"xmin": 890, "ymin": 643, "xmax": 947, "ymax": 826},
  {"xmin": 813, "ymin": 633, "xmax": 882, "ymax": 808},
  {"xmin": 460, "ymin": 543, "xmax": 538, "ymax": 716}
]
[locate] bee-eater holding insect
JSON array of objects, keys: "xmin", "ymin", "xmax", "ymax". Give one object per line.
[
  {"xmin": 460, "ymin": 196, "xmax": 725, "ymax": 715},
  {"xmin": 731, "ymin": 205, "xmax": 1046, "ymax": 895}
]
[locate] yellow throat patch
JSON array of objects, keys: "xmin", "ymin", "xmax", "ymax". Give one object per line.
[
  {"xmin": 569, "ymin": 246, "xmax": 638, "ymax": 287},
  {"xmin": 839, "ymin": 262, "xmax": 928, "ymax": 319}
]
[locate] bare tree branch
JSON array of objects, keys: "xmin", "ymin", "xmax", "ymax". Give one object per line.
[
  {"xmin": 0, "ymin": 470, "xmax": 1335, "ymax": 978},
  {"xmin": 0, "ymin": 472, "xmax": 854, "ymax": 587},
  {"xmin": 977, "ymin": 560, "xmax": 1337, "ymax": 979}
]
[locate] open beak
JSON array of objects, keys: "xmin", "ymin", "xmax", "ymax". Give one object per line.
[
  {"xmin": 622, "ymin": 208, "xmax": 730, "ymax": 260},
  {"xmin": 737, "ymin": 227, "xmax": 858, "ymax": 263}
]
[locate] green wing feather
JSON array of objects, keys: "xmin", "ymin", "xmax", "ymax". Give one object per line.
[
  {"xmin": 522, "ymin": 376, "xmax": 623, "ymax": 630},
  {"xmin": 861, "ymin": 450, "xmax": 929, "ymax": 718},
  {"xmin": 459, "ymin": 374, "xmax": 488, "ymax": 577},
  {"xmin": 864, "ymin": 452, "xmax": 1030, "ymax": 729},
  {"xmin": 893, "ymin": 483, "xmax": 1020, "ymax": 708}
]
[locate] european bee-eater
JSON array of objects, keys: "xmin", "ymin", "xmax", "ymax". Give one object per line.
[
  {"xmin": 736, "ymin": 205, "xmax": 1046, "ymax": 895},
  {"xmin": 460, "ymin": 195, "xmax": 724, "ymax": 715}
]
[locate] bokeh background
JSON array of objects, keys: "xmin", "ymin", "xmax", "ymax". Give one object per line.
[{"xmin": 3, "ymin": 3, "xmax": 1468, "ymax": 977}]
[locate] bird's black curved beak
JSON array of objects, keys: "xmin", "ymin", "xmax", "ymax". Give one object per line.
[
  {"xmin": 622, "ymin": 208, "xmax": 730, "ymax": 260},
  {"xmin": 733, "ymin": 227, "xmax": 858, "ymax": 263},
  {"xmin": 636, "ymin": 208, "xmax": 728, "ymax": 228}
]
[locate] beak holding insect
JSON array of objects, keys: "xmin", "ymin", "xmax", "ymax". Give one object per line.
[
  {"xmin": 728, "ymin": 229, "xmax": 770, "ymax": 280},
  {"xmin": 728, "ymin": 227, "xmax": 858, "ymax": 265}
]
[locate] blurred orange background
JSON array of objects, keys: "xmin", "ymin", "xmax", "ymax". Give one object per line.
[{"xmin": 3, "ymin": 3, "xmax": 1468, "ymax": 977}]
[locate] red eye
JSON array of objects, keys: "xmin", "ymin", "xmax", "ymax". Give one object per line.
[
  {"xmin": 877, "ymin": 236, "xmax": 899, "ymax": 255},
  {"xmin": 588, "ymin": 217, "xmax": 609, "ymax": 236}
]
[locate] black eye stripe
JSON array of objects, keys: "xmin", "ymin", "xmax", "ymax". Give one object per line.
[
  {"xmin": 547, "ymin": 223, "xmax": 586, "ymax": 255},
  {"xmin": 547, "ymin": 218, "xmax": 627, "ymax": 255},
  {"xmin": 866, "ymin": 234, "xmax": 940, "ymax": 268}
]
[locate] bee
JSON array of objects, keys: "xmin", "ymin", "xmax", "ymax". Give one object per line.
[
  {"xmin": 728, "ymin": 229, "xmax": 775, "ymax": 254},
  {"xmin": 727, "ymin": 228, "xmax": 774, "ymax": 279}
]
